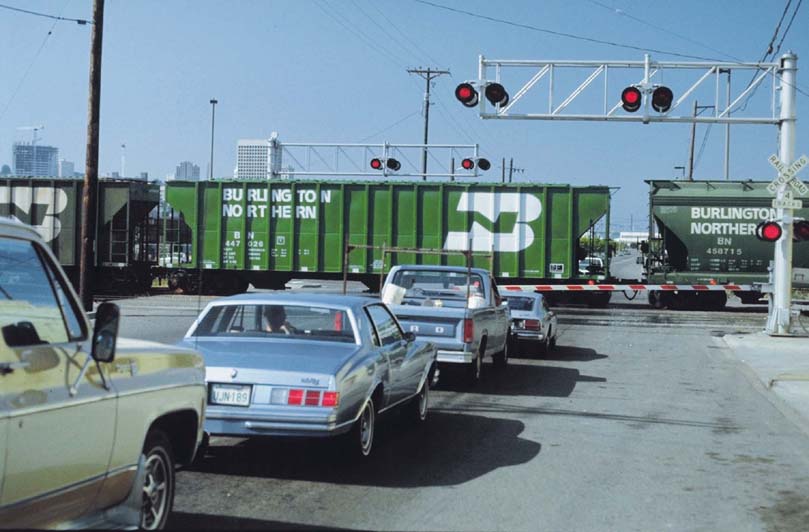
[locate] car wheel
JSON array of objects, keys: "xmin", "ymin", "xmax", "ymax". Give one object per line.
[
  {"xmin": 538, "ymin": 335, "xmax": 549, "ymax": 356},
  {"xmin": 350, "ymin": 398, "xmax": 376, "ymax": 457},
  {"xmin": 493, "ymin": 340, "xmax": 509, "ymax": 368},
  {"xmin": 410, "ymin": 382, "xmax": 429, "ymax": 423},
  {"xmin": 467, "ymin": 352, "xmax": 482, "ymax": 385},
  {"xmin": 140, "ymin": 429, "xmax": 175, "ymax": 530}
]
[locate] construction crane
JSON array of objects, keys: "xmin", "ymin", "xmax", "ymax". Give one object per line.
[{"xmin": 16, "ymin": 125, "xmax": 45, "ymax": 146}]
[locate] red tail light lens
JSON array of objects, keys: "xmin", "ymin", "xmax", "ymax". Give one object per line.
[
  {"xmin": 321, "ymin": 392, "xmax": 340, "ymax": 407},
  {"xmin": 463, "ymin": 318, "xmax": 474, "ymax": 343},
  {"xmin": 288, "ymin": 389, "xmax": 303, "ymax": 405},
  {"xmin": 524, "ymin": 319, "xmax": 541, "ymax": 331},
  {"xmin": 305, "ymin": 390, "xmax": 321, "ymax": 406}
]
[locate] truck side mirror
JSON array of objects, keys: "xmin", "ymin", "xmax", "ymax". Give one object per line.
[{"xmin": 92, "ymin": 303, "xmax": 120, "ymax": 363}]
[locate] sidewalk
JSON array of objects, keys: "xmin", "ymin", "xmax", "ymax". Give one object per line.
[{"xmin": 721, "ymin": 331, "xmax": 809, "ymax": 436}]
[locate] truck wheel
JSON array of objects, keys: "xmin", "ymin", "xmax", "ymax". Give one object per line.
[
  {"xmin": 493, "ymin": 340, "xmax": 509, "ymax": 368},
  {"xmin": 140, "ymin": 429, "xmax": 175, "ymax": 530},
  {"xmin": 409, "ymin": 382, "xmax": 429, "ymax": 423},
  {"xmin": 467, "ymin": 352, "xmax": 483, "ymax": 385},
  {"xmin": 348, "ymin": 398, "xmax": 376, "ymax": 457}
]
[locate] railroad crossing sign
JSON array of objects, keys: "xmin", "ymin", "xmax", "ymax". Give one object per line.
[{"xmin": 767, "ymin": 153, "xmax": 809, "ymax": 196}]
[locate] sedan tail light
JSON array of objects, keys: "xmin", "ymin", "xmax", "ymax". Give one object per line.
[
  {"xmin": 524, "ymin": 319, "xmax": 541, "ymax": 331},
  {"xmin": 282, "ymin": 388, "xmax": 339, "ymax": 407},
  {"xmin": 463, "ymin": 318, "xmax": 474, "ymax": 343},
  {"xmin": 288, "ymin": 389, "xmax": 304, "ymax": 405},
  {"xmin": 321, "ymin": 391, "xmax": 340, "ymax": 407}
]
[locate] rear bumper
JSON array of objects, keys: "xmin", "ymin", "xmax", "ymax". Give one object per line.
[
  {"xmin": 437, "ymin": 350, "xmax": 476, "ymax": 364},
  {"xmin": 512, "ymin": 331, "xmax": 545, "ymax": 341},
  {"xmin": 204, "ymin": 407, "xmax": 354, "ymax": 438}
]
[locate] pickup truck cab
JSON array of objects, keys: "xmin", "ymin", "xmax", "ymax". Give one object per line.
[
  {"xmin": 0, "ymin": 217, "xmax": 206, "ymax": 530},
  {"xmin": 382, "ymin": 265, "xmax": 510, "ymax": 384}
]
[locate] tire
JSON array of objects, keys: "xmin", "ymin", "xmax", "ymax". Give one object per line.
[
  {"xmin": 538, "ymin": 335, "xmax": 549, "ymax": 356},
  {"xmin": 493, "ymin": 339, "xmax": 509, "ymax": 368},
  {"xmin": 466, "ymin": 351, "xmax": 483, "ymax": 385},
  {"xmin": 409, "ymin": 382, "xmax": 429, "ymax": 423},
  {"xmin": 140, "ymin": 429, "xmax": 175, "ymax": 530},
  {"xmin": 349, "ymin": 398, "xmax": 376, "ymax": 457},
  {"xmin": 548, "ymin": 328, "xmax": 557, "ymax": 350}
]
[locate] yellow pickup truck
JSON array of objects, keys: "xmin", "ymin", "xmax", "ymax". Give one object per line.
[{"xmin": 0, "ymin": 217, "xmax": 206, "ymax": 530}]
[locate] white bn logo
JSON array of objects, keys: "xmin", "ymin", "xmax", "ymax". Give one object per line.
[{"xmin": 443, "ymin": 192, "xmax": 542, "ymax": 252}]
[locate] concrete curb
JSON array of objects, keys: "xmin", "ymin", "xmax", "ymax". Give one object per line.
[{"xmin": 717, "ymin": 332, "xmax": 809, "ymax": 438}]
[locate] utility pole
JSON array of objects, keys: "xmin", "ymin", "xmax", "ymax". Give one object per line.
[
  {"xmin": 408, "ymin": 67, "xmax": 450, "ymax": 180},
  {"xmin": 79, "ymin": 0, "xmax": 104, "ymax": 311},
  {"xmin": 501, "ymin": 157, "xmax": 506, "ymax": 183},
  {"xmin": 209, "ymin": 99, "xmax": 218, "ymax": 180},
  {"xmin": 687, "ymin": 100, "xmax": 697, "ymax": 181}
]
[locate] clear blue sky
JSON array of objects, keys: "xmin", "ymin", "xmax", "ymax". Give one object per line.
[{"xmin": 1, "ymin": 0, "xmax": 807, "ymax": 232}]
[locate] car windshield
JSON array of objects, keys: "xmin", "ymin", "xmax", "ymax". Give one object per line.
[
  {"xmin": 191, "ymin": 304, "xmax": 356, "ymax": 343},
  {"xmin": 390, "ymin": 269, "xmax": 484, "ymax": 302},
  {"xmin": 503, "ymin": 296, "xmax": 536, "ymax": 312}
]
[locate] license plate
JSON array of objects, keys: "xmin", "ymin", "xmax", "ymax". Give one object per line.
[{"xmin": 210, "ymin": 384, "xmax": 252, "ymax": 407}]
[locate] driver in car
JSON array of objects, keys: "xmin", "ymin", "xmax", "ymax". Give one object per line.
[{"xmin": 262, "ymin": 305, "xmax": 296, "ymax": 334}]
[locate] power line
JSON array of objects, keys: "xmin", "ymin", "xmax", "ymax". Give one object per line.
[
  {"xmin": 358, "ymin": 110, "xmax": 421, "ymax": 142},
  {"xmin": 774, "ymin": 0, "xmax": 803, "ymax": 56},
  {"xmin": 0, "ymin": 2, "xmax": 89, "ymax": 24},
  {"xmin": 583, "ymin": 0, "xmax": 744, "ymax": 62},
  {"xmin": 0, "ymin": 2, "xmax": 69, "ymax": 122},
  {"xmin": 413, "ymin": 0, "xmax": 725, "ymax": 61}
]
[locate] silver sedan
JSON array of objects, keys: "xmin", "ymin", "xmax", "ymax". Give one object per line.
[
  {"xmin": 503, "ymin": 292, "xmax": 558, "ymax": 356},
  {"xmin": 179, "ymin": 293, "xmax": 438, "ymax": 457}
]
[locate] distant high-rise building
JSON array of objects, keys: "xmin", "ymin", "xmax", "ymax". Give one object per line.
[
  {"xmin": 174, "ymin": 161, "xmax": 200, "ymax": 180},
  {"xmin": 236, "ymin": 140, "xmax": 270, "ymax": 180},
  {"xmin": 12, "ymin": 142, "xmax": 58, "ymax": 176},
  {"xmin": 58, "ymin": 159, "xmax": 75, "ymax": 178},
  {"xmin": 139, "ymin": 171, "xmax": 149, "ymax": 180}
]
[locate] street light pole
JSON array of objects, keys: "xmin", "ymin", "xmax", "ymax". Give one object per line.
[{"xmin": 209, "ymin": 99, "xmax": 218, "ymax": 180}]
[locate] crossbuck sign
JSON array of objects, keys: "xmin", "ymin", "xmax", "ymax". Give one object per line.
[{"xmin": 767, "ymin": 153, "xmax": 809, "ymax": 197}]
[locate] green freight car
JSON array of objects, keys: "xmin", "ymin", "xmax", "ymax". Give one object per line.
[
  {"xmin": 0, "ymin": 177, "xmax": 159, "ymax": 292},
  {"xmin": 161, "ymin": 180, "xmax": 611, "ymax": 302},
  {"xmin": 645, "ymin": 179, "xmax": 809, "ymax": 309}
]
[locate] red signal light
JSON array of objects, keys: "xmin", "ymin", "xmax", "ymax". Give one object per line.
[
  {"xmin": 455, "ymin": 82, "xmax": 479, "ymax": 107},
  {"xmin": 794, "ymin": 220, "xmax": 809, "ymax": 242},
  {"xmin": 621, "ymin": 86, "xmax": 642, "ymax": 112},
  {"xmin": 370, "ymin": 158, "xmax": 383, "ymax": 170},
  {"xmin": 651, "ymin": 86, "xmax": 673, "ymax": 113},
  {"xmin": 461, "ymin": 158, "xmax": 475, "ymax": 170},
  {"xmin": 756, "ymin": 221, "xmax": 782, "ymax": 242}
]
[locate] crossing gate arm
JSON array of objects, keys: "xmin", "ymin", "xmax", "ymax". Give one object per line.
[{"xmin": 501, "ymin": 284, "xmax": 754, "ymax": 292}]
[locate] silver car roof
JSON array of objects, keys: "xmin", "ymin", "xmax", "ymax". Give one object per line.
[{"xmin": 206, "ymin": 292, "xmax": 377, "ymax": 312}]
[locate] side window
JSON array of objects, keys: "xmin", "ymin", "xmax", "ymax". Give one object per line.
[
  {"xmin": 0, "ymin": 237, "xmax": 71, "ymax": 347},
  {"xmin": 37, "ymin": 244, "xmax": 86, "ymax": 340},
  {"xmin": 366, "ymin": 305, "xmax": 403, "ymax": 346}
]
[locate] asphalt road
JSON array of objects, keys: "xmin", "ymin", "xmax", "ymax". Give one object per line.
[{"xmin": 113, "ymin": 291, "xmax": 809, "ymax": 531}]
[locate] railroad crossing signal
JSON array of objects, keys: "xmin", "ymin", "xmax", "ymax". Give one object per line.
[
  {"xmin": 460, "ymin": 157, "xmax": 491, "ymax": 171},
  {"xmin": 619, "ymin": 85, "xmax": 673, "ymax": 114},
  {"xmin": 370, "ymin": 158, "xmax": 401, "ymax": 171},
  {"xmin": 767, "ymin": 154, "xmax": 808, "ymax": 196}
]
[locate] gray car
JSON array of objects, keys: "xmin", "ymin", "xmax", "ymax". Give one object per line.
[
  {"xmin": 180, "ymin": 293, "xmax": 437, "ymax": 457},
  {"xmin": 503, "ymin": 293, "xmax": 558, "ymax": 356}
]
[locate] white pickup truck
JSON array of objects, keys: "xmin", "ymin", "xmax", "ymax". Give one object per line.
[{"xmin": 382, "ymin": 265, "xmax": 510, "ymax": 384}]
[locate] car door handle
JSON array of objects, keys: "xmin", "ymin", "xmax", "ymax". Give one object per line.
[{"xmin": 0, "ymin": 360, "xmax": 31, "ymax": 376}]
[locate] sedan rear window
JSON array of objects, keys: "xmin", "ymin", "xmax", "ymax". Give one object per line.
[
  {"xmin": 192, "ymin": 304, "xmax": 356, "ymax": 343},
  {"xmin": 503, "ymin": 297, "xmax": 535, "ymax": 312}
]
